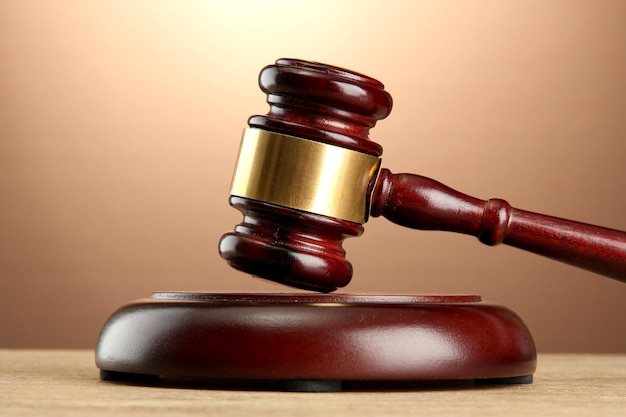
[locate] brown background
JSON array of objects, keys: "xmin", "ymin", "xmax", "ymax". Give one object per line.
[{"xmin": 1, "ymin": 1, "xmax": 624, "ymax": 352}]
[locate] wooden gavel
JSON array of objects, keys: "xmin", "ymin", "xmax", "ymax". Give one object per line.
[{"xmin": 219, "ymin": 58, "xmax": 626, "ymax": 292}]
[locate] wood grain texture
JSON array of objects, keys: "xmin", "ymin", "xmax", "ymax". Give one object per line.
[{"xmin": 1, "ymin": 350, "xmax": 624, "ymax": 417}]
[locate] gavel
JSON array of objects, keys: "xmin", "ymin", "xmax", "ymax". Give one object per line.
[{"xmin": 219, "ymin": 58, "xmax": 626, "ymax": 292}]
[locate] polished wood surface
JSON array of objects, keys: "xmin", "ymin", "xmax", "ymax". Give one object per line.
[
  {"xmin": 2, "ymin": 350, "xmax": 625, "ymax": 416},
  {"xmin": 219, "ymin": 58, "xmax": 626, "ymax": 292},
  {"xmin": 220, "ymin": 58, "xmax": 390, "ymax": 292},
  {"xmin": 371, "ymin": 169, "xmax": 626, "ymax": 280},
  {"xmin": 95, "ymin": 293, "xmax": 536, "ymax": 386}
]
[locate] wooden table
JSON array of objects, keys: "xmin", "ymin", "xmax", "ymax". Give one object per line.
[{"xmin": 1, "ymin": 350, "xmax": 624, "ymax": 416}]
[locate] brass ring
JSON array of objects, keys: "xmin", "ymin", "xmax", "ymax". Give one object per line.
[{"xmin": 229, "ymin": 128, "xmax": 381, "ymax": 223}]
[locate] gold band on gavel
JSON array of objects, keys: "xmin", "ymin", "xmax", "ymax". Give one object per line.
[{"xmin": 229, "ymin": 128, "xmax": 382, "ymax": 224}]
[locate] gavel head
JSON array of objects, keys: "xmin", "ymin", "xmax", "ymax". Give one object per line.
[{"xmin": 219, "ymin": 58, "xmax": 393, "ymax": 292}]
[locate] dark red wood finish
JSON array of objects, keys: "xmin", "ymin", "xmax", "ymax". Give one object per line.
[
  {"xmin": 219, "ymin": 58, "xmax": 626, "ymax": 291},
  {"xmin": 96, "ymin": 293, "xmax": 536, "ymax": 390},
  {"xmin": 371, "ymin": 170, "xmax": 626, "ymax": 280},
  {"xmin": 220, "ymin": 197, "xmax": 364, "ymax": 292},
  {"xmin": 219, "ymin": 58, "xmax": 392, "ymax": 292}
]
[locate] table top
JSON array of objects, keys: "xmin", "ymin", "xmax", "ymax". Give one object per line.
[{"xmin": 1, "ymin": 350, "xmax": 625, "ymax": 416}]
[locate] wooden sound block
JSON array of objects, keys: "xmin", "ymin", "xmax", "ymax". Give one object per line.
[{"xmin": 96, "ymin": 293, "xmax": 536, "ymax": 391}]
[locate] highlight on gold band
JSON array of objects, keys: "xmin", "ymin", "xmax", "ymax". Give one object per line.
[{"xmin": 229, "ymin": 128, "xmax": 381, "ymax": 224}]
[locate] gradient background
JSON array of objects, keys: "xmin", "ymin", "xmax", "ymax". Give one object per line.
[{"xmin": 1, "ymin": 0, "xmax": 624, "ymax": 352}]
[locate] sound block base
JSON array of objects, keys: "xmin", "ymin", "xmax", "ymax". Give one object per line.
[{"xmin": 96, "ymin": 293, "xmax": 536, "ymax": 391}]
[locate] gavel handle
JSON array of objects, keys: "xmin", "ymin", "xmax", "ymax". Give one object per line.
[{"xmin": 371, "ymin": 169, "xmax": 626, "ymax": 282}]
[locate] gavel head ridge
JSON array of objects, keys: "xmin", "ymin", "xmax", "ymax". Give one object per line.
[{"xmin": 219, "ymin": 58, "xmax": 393, "ymax": 292}]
